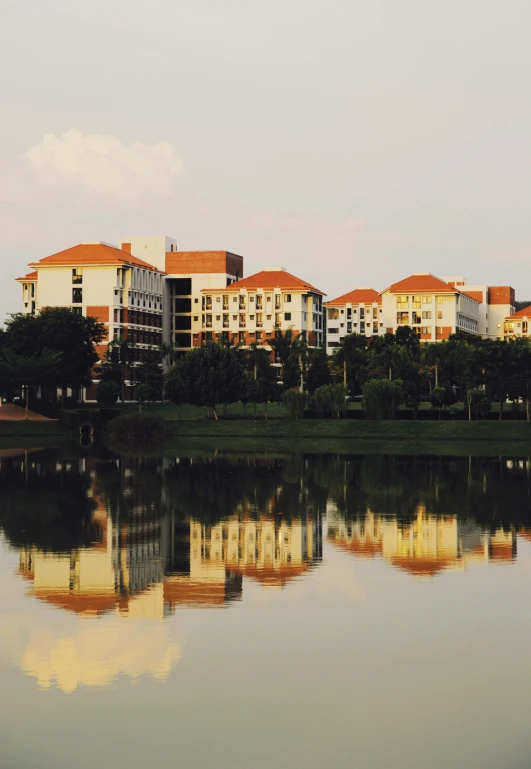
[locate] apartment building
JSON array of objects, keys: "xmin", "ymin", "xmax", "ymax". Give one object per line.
[
  {"xmin": 504, "ymin": 305, "xmax": 531, "ymax": 338},
  {"xmin": 196, "ymin": 267, "xmax": 325, "ymax": 350},
  {"xmin": 324, "ymin": 288, "xmax": 382, "ymax": 354},
  {"xmin": 379, "ymin": 273, "xmax": 515, "ymax": 341},
  {"xmin": 16, "ymin": 235, "xmax": 244, "ymax": 399},
  {"xmin": 16, "ymin": 242, "xmax": 165, "ymax": 399},
  {"xmin": 118, "ymin": 236, "xmax": 244, "ymax": 351}
]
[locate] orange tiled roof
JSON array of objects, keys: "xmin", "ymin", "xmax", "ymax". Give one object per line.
[
  {"xmin": 383, "ymin": 274, "xmax": 458, "ymax": 295},
  {"xmin": 329, "ymin": 538, "xmax": 383, "ymax": 558},
  {"xmin": 326, "ymin": 288, "xmax": 381, "ymax": 306},
  {"xmin": 506, "ymin": 305, "xmax": 531, "ymax": 320},
  {"xmin": 390, "ymin": 556, "xmax": 456, "ymax": 577},
  {"xmin": 15, "ymin": 270, "xmax": 38, "ymax": 282},
  {"xmin": 203, "ymin": 269, "xmax": 324, "ymax": 295},
  {"xmin": 28, "ymin": 243, "xmax": 164, "ymax": 273}
]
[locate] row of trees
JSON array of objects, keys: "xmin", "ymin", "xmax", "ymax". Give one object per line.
[
  {"xmin": 332, "ymin": 327, "xmax": 531, "ymax": 419},
  {"xmin": 163, "ymin": 328, "xmax": 531, "ymax": 420}
]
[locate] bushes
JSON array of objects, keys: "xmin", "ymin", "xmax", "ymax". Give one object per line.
[
  {"xmin": 281, "ymin": 390, "xmax": 307, "ymax": 419},
  {"xmin": 362, "ymin": 379, "xmax": 403, "ymax": 420},
  {"xmin": 313, "ymin": 384, "xmax": 347, "ymax": 418},
  {"xmin": 107, "ymin": 414, "xmax": 172, "ymax": 445},
  {"xmin": 97, "ymin": 380, "xmax": 120, "ymax": 405}
]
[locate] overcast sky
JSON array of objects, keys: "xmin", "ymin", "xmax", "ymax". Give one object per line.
[{"xmin": 1, "ymin": 0, "xmax": 531, "ymax": 323}]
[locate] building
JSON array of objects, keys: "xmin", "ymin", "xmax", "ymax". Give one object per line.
[
  {"xmin": 118, "ymin": 236, "xmax": 244, "ymax": 352},
  {"xmin": 16, "ymin": 242, "xmax": 165, "ymax": 399},
  {"xmin": 379, "ymin": 273, "xmax": 515, "ymax": 341},
  {"xmin": 16, "ymin": 236, "xmax": 244, "ymax": 399},
  {"xmin": 504, "ymin": 305, "xmax": 531, "ymax": 338},
  {"xmin": 196, "ymin": 266, "xmax": 325, "ymax": 350},
  {"xmin": 324, "ymin": 288, "xmax": 382, "ymax": 354}
]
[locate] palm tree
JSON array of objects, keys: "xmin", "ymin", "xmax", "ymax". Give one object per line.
[{"xmin": 109, "ymin": 336, "xmax": 136, "ymax": 402}]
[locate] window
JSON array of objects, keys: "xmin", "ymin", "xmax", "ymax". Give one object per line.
[
  {"xmin": 223, "ymin": 295, "xmax": 229, "ymax": 310},
  {"xmin": 360, "ymin": 308, "xmax": 365, "ymax": 319},
  {"xmin": 412, "ymin": 312, "xmax": 421, "ymax": 324},
  {"xmin": 249, "ymin": 295, "xmax": 255, "ymax": 303},
  {"xmin": 412, "ymin": 295, "xmax": 421, "ymax": 309},
  {"xmin": 72, "ymin": 307, "xmax": 82, "ymax": 316},
  {"xmin": 256, "ymin": 313, "xmax": 263, "ymax": 327},
  {"xmin": 205, "ymin": 314, "xmax": 212, "ymax": 328},
  {"xmin": 275, "ymin": 313, "xmax": 281, "ymax": 326},
  {"xmin": 437, "ymin": 296, "xmax": 444, "ymax": 304},
  {"xmin": 173, "ymin": 278, "xmax": 192, "ymax": 295},
  {"xmin": 422, "ymin": 296, "xmax": 432, "ymax": 304},
  {"xmin": 239, "ymin": 313, "xmax": 246, "ymax": 327},
  {"xmin": 233, "ymin": 296, "xmax": 238, "ymax": 303},
  {"xmin": 223, "ymin": 314, "xmax": 229, "ymax": 328},
  {"xmin": 437, "ymin": 326, "xmax": 443, "ymax": 334},
  {"xmin": 266, "ymin": 294, "xmax": 272, "ymax": 303},
  {"xmin": 284, "ymin": 294, "xmax": 291, "ymax": 303},
  {"xmin": 205, "ymin": 295, "xmax": 212, "ymax": 310},
  {"xmin": 193, "ymin": 315, "xmax": 198, "ymax": 322},
  {"xmin": 216, "ymin": 296, "xmax": 221, "ymax": 302},
  {"xmin": 72, "ymin": 268, "xmax": 82, "ymax": 284},
  {"xmin": 256, "ymin": 295, "xmax": 263, "ymax": 309},
  {"xmin": 421, "ymin": 326, "xmax": 430, "ymax": 334},
  {"xmin": 275, "ymin": 295, "xmax": 281, "ymax": 309},
  {"xmin": 422, "ymin": 311, "xmax": 432, "ymax": 319},
  {"xmin": 372, "ymin": 307, "xmax": 377, "ymax": 319},
  {"xmin": 347, "ymin": 308, "xmax": 352, "ymax": 318},
  {"xmin": 396, "ymin": 295, "xmax": 408, "ymax": 309},
  {"xmin": 72, "ymin": 288, "xmax": 82, "ymax": 303},
  {"xmin": 437, "ymin": 310, "xmax": 443, "ymax": 319},
  {"xmin": 396, "ymin": 311, "xmax": 409, "ymax": 325},
  {"xmin": 284, "ymin": 312, "xmax": 291, "ymax": 321},
  {"xmin": 239, "ymin": 296, "xmax": 246, "ymax": 310}
]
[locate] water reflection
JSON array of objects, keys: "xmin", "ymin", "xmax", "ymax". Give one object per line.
[{"xmin": 328, "ymin": 506, "xmax": 516, "ymax": 577}]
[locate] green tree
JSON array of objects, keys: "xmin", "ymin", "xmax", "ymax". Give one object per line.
[
  {"xmin": 362, "ymin": 378, "xmax": 403, "ymax": 420},
  {"xmin": 0, "ymin": 349, "xmax": 61, "ymax": 418},
  {"xmin": 306, "ymin": 349, "xmax": 331, "ymax": 394},
  {"xmin": 2, "ymin": 308, "xmax": 105, "ymax": 400},
  {"xmin": 96, "ymin": 380, "xmax": 120, "ymax": 405},
  {"xmin": 108, "ymin": 336, "xmax": 136, "ymax": 402},
  {"xmin": 165, "ymin": 342, "xmax": 244, "ymax": 420}
]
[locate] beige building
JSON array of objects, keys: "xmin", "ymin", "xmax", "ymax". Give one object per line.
[
  {"xmin": 504, "ymin": 305, "xmax": 531, "ymax": 338},
  {"xmin": 324, "ymin": 288, "xmax": 382, "ymax": 354},
  {"xmin": 196, "ymin": 267, "xmax": 325, "ymax": 350},
  {"xmin": 379, "ymin": 273, "xmax": 514, "ymax": 341}
]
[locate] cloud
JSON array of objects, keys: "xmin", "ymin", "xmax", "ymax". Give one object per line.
[
  {"xmin": 18, "ymin": 127, "xmax": 181, "ymax": 200},
  {"xmin": 0, "ymin": 612, "xmax": 181, "ymax": 694}
]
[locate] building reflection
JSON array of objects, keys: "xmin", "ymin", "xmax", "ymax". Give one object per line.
[
  {"xmin": 14, "ymin": 456, "xmax": 323, "ymax": 618},
  {"xmin": 328, "ymin": 506, "xmax": 517, "ymax": 577}
]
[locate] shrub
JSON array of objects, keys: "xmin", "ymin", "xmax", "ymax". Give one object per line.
[
  {"xmin": 107, "ymin": 414, "xmax": 172, "ymax": 445},
  {"xmin": 313, "ymin": 383, "xmax": 347, "ymax": 418},
  {"xmin": 470, "ymin": 390, "xmax": 491, "ymax": 419},
  {"xmin": 362, "ymin": 378, "xmax": 402, "ymax": 420},
  {"xmin": 97, "ymin": 380, "xmax": 120, "ymax": 405},
  {"xmin": 448, "ymin": 404, "xmax": 461, "ymax": 420},
  {"xmin": 281, "ymin": 389, "xmax": 307, "ymax": 419}
]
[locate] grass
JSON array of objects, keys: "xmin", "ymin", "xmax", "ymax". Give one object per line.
[{"xmin": 0, "ymin": 421, "xmax": 69, "ymax": 438}]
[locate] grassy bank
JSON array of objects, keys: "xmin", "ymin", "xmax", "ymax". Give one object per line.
[{"xmin": 0, "ymin": 421, "xmax": 69, "ymax": 439}]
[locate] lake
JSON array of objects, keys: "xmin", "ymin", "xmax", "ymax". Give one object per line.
[{"xmin": 1, "ymin": 447, "xmax": 531, "ymax": 769}]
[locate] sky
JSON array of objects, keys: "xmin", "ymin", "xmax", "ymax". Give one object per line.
[{"xmin": 1, "ymin": 0, "xmax": 531, "ymax": 323}]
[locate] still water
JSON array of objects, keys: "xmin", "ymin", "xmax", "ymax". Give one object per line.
[{"xmin": 1, "ymin": 448, "xmax": 531, "ymax": 769}]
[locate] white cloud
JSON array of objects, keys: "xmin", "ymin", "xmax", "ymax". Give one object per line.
[{"xmin": 20, "ymin": 127, "xmax": 181, "ymax": 200}]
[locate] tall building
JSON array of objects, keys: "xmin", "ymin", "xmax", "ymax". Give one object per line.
[
  {"xmin": 196, "ymin": 267, "xmax": 325, "ymax": 350},
  {"xmin": 15, "ymin": 236, "xmax": 244, "ymax": 398},
  {"xmin": 324, "ymin": 288, "xmax": 382, "ymax": 354}
]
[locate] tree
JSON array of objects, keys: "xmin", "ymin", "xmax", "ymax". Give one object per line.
[
  {"xmin": 134, "ymin": 383, "xmax": 153, "ymax": 415},
  {"xmin": 306, "ymin": 349, "xmax": 331, "ymax": 394},
  {"xmin": 108, "ymin": 336, "xmax": 136, "ymax": 402},
  {"xmin": 96, "ymin": 380, "xmax": 120, "ymax": 406},
  {"xmin": 165, "ymin": 342, "xmax": 244, "ymax": 420},
  {"xmin": 0, "ymin": 349, "xmax": 61, "ymax": 419},
  {"xmin": 332, "ymin": 333, "xmax": 368, "ymax": 394},
  {"xmin": 2, "ymin": 309, "xmax": 105, "ymax": 400},
  {"xmin": 362, "ymin": 378, "xmax": 403, "ymax": 420},
  {"xmin": 313, "ymin": 383, "xmax": 347, "ymax": 418}
]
